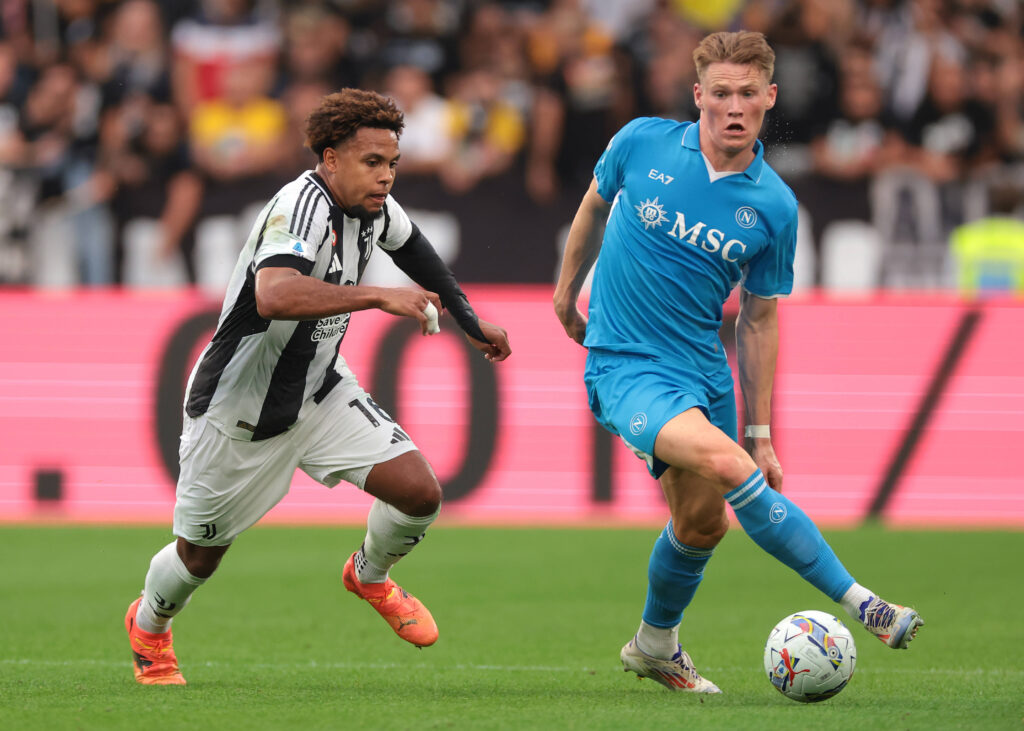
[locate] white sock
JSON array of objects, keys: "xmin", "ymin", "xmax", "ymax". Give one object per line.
[
  {"xmin": 136, "ymin": 542, "xmax": 206, "ymax": 633},
  {"xmin": 354, "ymin": 499, "xmax": 439, "ymax": 583},
  {"xmin": 839, "ymin": 582, "xmax": 875, "ymax": 624},
  {"xmin": 635, "ymin": 620, "xmax": 679, "ymax": 660}
]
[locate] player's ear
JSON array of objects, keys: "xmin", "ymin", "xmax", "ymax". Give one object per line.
[
  {"xmin": 765, "ymin": 83, "xmax": 778, "ymax": 110},
  {"xmin": 693, "ymin": 82, "xmax": 703, "ymax": 110},
  {"xmin": 322, "ymin": 146, "xmax": 338, "ymax": 171}
]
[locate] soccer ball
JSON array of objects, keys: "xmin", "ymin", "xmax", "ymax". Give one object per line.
[{"xmin": 763, "ymin": 610, "xmax": 857, "ymax": 703}]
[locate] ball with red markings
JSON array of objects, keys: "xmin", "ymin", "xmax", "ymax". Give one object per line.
[{"xmin": 764, "ymin": 610, "xmax": 857, "ymax": 703}]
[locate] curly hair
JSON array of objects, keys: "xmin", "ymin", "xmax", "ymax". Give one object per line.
[
  {"xmin": 305, "ymin": 88, "xmax": 405, "ymax": 160},
  {"xmin": 693, "ymin": 31, "xmax": 775, "ymax": 83}
]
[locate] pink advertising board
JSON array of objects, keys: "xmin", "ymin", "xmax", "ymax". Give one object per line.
[{"xmin": 0, "ymin": 288, "xmax": 1021, "ymax": 528}]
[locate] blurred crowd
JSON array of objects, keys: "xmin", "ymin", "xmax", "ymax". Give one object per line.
[{"xmin": 0, "ymin": 0, "xmax": 1022, "ymax": 290}]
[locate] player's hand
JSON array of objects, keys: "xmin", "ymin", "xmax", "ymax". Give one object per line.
[
  {"xmin": 468, "ymin": 320, "xmax": 511, "ymax": 362},
  {"xmin": 747, "ymin": 438, "xmax": 783, "ymax": 492},
  {"xmin": 380, "ymin": 288, "xmax": 442, "ymax": 334},
  {"xmin": 556, "ymin": 305, "xmax": 588, "ymax": 346}
]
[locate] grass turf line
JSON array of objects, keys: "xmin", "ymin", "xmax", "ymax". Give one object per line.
[{"xmin": 1, "ymin": 525, "xmax": 1020, "ymax": 729}]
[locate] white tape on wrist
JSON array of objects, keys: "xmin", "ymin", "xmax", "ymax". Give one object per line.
[
  {"xmin": 744, "ymin": 424, "xmax": 771, "ymax": 439},
  {"xmin": 423, "ymin": 301, "xmax": 440, "ymax": 335}
]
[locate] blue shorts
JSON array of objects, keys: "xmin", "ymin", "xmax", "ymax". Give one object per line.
[{"xmin": 584, "ymin": 350, "xmax": 737, "ymax": 479}]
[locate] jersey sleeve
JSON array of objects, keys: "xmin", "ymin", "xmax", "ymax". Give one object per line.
[
  {"xmin": 593, "ymin": 117, "xmax": 652, "ymax": 203},
  {"xmin": 253, "ymin": 191, "xmax": 328, "ymax": 273},
  {"xmin": 376, "ymin": 195, "xmax": 414, "ymax": 251},
  {"xmin": 741, "ymin": 215, "xmax": 797, "ymax": 298}
]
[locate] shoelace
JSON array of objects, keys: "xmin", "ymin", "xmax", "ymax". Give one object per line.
[
  {"xmin": 668, "ymin": 651, "xmax": 696, "ymax": 677},
  {"xmin": 865, "ymin": 600, "xmax": 896, "ymax": 630}
]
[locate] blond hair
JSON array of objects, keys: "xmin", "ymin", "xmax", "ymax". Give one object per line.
[{"xmin": 693, "ymin": 31, "xmax": 775, "ymax": 83}]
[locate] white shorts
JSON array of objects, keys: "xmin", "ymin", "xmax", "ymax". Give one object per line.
[{"xmin": 173, "ymin": 378, "xmax": 419, "ymax": 546}]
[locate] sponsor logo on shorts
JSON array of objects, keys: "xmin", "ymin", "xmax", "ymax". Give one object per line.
[
  {"xmin": 769, "ymin": 502, "xmax": 787, "ymax": 523},
  {"xmin": 629, "ymin": 412, "xmax": 648, "ymax": 435}
]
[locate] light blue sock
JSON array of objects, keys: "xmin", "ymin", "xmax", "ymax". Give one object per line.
[
  {"xmin": 641, "ymin": 521, "xmax": 715, "ymax": 628},
  {"xmin": 725, "ymin": 470, "xmax": 854, "ymax": 601}
]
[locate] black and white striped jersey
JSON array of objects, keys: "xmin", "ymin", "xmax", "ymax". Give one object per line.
[{"xmin": 184, "ymin": 170, "xmax": 414, "ymax": 441}]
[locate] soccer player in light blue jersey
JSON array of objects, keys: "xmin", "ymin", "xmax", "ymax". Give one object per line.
[{"xmin": 554, "ymin": 31, "xmax": 923, "ymax": 693}]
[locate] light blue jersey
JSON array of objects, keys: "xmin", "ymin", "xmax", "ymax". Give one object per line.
[
  {"xmin": 581, "ymin": 118, "xmax": 878, "ymax": 651},
  {"xmin": 586, "ymin": 117, "xmax": 797, "ymax": 395}
]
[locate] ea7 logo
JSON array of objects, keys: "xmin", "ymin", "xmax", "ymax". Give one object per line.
[{"xmin": 648, "ymin": 169, "xmax": 674, "ymax": 185}]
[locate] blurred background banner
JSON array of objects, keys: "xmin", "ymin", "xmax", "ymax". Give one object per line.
[{"xmin": 2, "ymin": 287, "xmax": 1021, "ymax": 528}]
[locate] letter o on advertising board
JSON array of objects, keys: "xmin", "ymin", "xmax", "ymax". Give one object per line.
[{"xmin": 155, "ymin": 313, "xmax": 498, "ymax": 501}]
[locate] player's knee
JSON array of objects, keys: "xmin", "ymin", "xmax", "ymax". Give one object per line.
[
  {"xmin": 705, "ymin": 450, "xmax": 756, "ymax": 491},
  {"xmin": 396, "ymin": 474, "xmax": 442, "ymax": 518},
  {"xmin": 673, "ymin": 507, "xmax": 729, "ymax": 548},
  {"xmin": 176, "ymin": 538, "xmax": 228, "ymax": 579},
  {"xmin": 707, "ymin": 512, "xmax": 730, "ymax": 544},
  {"xmin": 182, "ymin": 553, "xmax": 223, "ymax": 579}
]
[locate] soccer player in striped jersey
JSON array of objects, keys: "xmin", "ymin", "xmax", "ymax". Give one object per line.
[
  {"xmin": 125, "ymin": 89, "xmax": 511, "ymax": 685},
  {"xmin": 554, "ymin": 31, "xmax": 922, "ymax": 694}
]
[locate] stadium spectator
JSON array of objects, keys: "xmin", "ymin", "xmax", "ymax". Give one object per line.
[
  {"xmin": 799, "ymin": 43, "xmax": 889, "ymax": 279},
  {"xmin": 188, "ymin": 60, "xmax": 289, "ymax": 214},
  {"xmin": 761, "ymin": 0, "xmax": 843, "ymax": 178},
  {"xmin": 873, "ymin": 50, "xmax": 999, "ymax": 284},
  {"xmin": 437, "ymin": 66, "xmax": 526, "ymax": 194},
  {"xmin": 96, "ymin": 0, "xmax": 172, "ymax": 109},
  {"xmin": 628, "ymin": 5, "xmax": 701, "ymax": 121},
  {"xmin": 526, "ymin": 0, "xmax": 631, "ymax": 199},
  {"xmin": 457, "ymin": 2, "xmax": 562, "ymax": 204},
  {"xmin": 0, "ymin": 40, "xmax": 34, "ymax": 282},
  {"xmin": 170, "ymin": 0, "xmax": 281, "ymax": 114},
  {"xmin": 94, "ymin": 99, "xmax": 201, "ymax": 284},
  {"xmin": 382, "ymin": 63, "xmax": 451, "ymax": 177},
  {"xmin": 279, "ymin": 3, "xmax": 362, "ymax": 91},
  {"xmin": 20, "ymin": 61, "xmax": 113, "ymax": 286},
  {"xmin": 994, "ymin": 45, "xmax": 1024, "ymax": 163},
  {"xmin": 279, "ymin": 77, "xmax": 332, "ymax": 177},
  {"xmin": 872, "ymin": 0, "xmax": 965, "ymax": 123},
  {"xmin": 951, "ymin": 180, "xmax": 1024, "ymax": 296},
  {"xmin": 0, "ymin": 40, "xmax": 30, "ymax": 168},
  {"xmin": 373, "ymin": 0, "xmax": 462, "ymax": 86}
]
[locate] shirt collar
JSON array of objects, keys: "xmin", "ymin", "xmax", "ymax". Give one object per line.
[{"xmin": 682, "ymin": 121, "xmax": 765, "ymax": 182}]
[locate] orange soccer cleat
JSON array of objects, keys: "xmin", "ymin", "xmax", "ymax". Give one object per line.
[
  {"xmin": 342, "ymin": 553, "xmax": 439, "ymax": 647},
  {"xmin": 125, "ymin": 596, "xmax": 186, "ymax": 685}
]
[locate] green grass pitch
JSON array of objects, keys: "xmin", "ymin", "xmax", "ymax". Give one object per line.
[{"xmin": 2, "ymin": 524, "xmax": 1021, "ymax": 729}]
